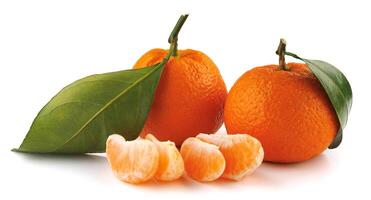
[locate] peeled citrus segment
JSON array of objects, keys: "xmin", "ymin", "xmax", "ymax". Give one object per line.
[
  {"xmin": 145, "ymin": 134, "xmax": 184, "ymax": 181},
  {"xmin": 180, "ymin": 137, "xmax": 225, "ymax": 182},
  {"xmin": 106, "ymin": 134, "xmax": 159, "ymax": 184},
  {"xmin": 196, "ymin": 133, "xmax": 264, "ymax": 180}
]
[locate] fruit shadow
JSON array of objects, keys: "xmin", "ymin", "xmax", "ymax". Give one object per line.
[
  {"xmin": 237, "ymin": 153, "xmax": 334, "ymax": 188},
  {"xmin": 131, "ymin": 174, "xmax": 203, "ymax": 191},
  {"xmin": 201, "ymin": 153, "xmax": 334, "ymax": 189},
  {"xmin": 12, "ymin": 151, "xmax": 334, "ymax": 189},
  {"xmin": 13, "ymin": 152, "xmax": 202, "ymax": 190},
  {"xmin": 13, "ymin": 152, "xmax": 112, "ymax": 184},
  {"xmin": 125, "ymin": 151, "xmax": 335, "ymax": 189}
]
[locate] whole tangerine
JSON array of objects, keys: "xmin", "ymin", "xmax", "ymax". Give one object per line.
[
  {"xmin": 224, "ymin": 40, "xmax": 339, "ymax": 163},
  {"xmin": 134, "ymin": 49, "xmax": 227, "ymax": 146}
]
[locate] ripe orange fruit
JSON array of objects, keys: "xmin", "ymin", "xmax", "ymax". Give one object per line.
[
  {"xmin": 133, "ymin": 49, "xmax": 227, "ymax": 146},
  {"xmin": 106, "ymin": 134, "xmax": 159, "ymax": 184},
  {"xmin": 224, "ymin": 62, "xmax": 339, "ymax": 163},
  {"xmin": 180, "ymin": 137, "xmax": 226, "ymax": 182},
  {"xmin": 145, "ymin": 134, "xmax": 184, "ymax": 181},
  {"xmin": 196, "ymin": 133, "xmax": 264, "ymax": 180}
]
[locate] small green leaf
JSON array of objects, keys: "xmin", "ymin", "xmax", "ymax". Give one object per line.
[
  {"xmin": 285, "ymin": 52, "xmax": 352, "ymax": 149},
  {"xmin": 13, "ymin": 63, "xmax": 165, "ymax": 153}
]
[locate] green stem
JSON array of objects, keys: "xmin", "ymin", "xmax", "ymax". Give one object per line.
[
  {"xmin": 276, "ymin": 38, "xmax": 289, "ymax": 70},
  {"xmin": 164, "ymin": 14, "xmax": 189, "ymax": 59},
  {"xmin": 163, "ymin": 41, "xmax": 177, "ymax": 62}
]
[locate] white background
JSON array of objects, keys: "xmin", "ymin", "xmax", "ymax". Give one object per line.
[{"xmin": 1, "ymin": 0, "xmax": 370, "ymax": 199}]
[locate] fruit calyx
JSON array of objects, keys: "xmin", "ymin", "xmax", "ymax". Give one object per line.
[{"xmin": 276, "ymin": 38, "xmax": 290, "ymax": 71}]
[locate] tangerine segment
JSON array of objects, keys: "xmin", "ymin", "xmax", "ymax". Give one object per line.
[
  {"xmin": 145, "ymin": 134, "xmax": 184, "ymax": 181},
  {"xmin": 106, "ymin": 134, "xmax": 159, "ymax": 184},
  {"xmin": 180, "ymin": 137, "xmax": 225, "ymax": 182},
  {"xmin": 197, "ymin": 133, "xmax": 264, "ymax": 180}
]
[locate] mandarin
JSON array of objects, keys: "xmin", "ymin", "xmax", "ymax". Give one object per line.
[
  {"xmin": 134, "ymin": 49, "xmax": 227, "ymax": 146},
  {"xmin": 224, "ymin": 62, "xmax": 339, "ymax": 163}
]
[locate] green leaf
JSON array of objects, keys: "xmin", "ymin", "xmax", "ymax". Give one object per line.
[
  {"xmin": 13, "ymin": 14, "xmax": 190, "ymax": 154},
  {"xmin": 285, "ymin": 52, "xmax": 352, "ymax": 149},
  {"xmin": 13, "ymin": 63, "xmax": 165, "ymax": 153}
]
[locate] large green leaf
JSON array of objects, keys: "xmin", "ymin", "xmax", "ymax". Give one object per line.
[
  {"xmin": 13, "ymin": 14, "xmax": 189, "ymax": 154},
  {"xmin": 13, "ymin": 63, "xmax": 164, "ymax": 153},
  {"xmin": 285, "ymin": 52, "xmax": 352, "ymax": 149}
]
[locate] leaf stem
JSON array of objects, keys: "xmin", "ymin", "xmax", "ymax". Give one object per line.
[
  {"xmin": 276, "ymin": 38, "xmax": 289, "ymax": 70},
  {"xmin": 163, "ymin": 14, "xmax": 189, "ymax": 60},
  {"xmin": 284, "ymin": 51, "xmax": 301, "ymax": 60}
]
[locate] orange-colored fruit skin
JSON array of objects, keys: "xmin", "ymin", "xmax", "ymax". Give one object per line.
[
  {"xmin": 133, "ymin": 49, "xmax": 227, "ymax": 146},
  {"xmin": 224, "ymin": 63, "xmax": 339, "ymax": 163}
]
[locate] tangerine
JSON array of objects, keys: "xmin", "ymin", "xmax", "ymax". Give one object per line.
[
  {"xmin": 224, "ymin": 61, "xmax": 339, "ymax": 163},
  {"xmin": 134, "ymin": 49, "xmax": 227, "ymax": 146}
]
